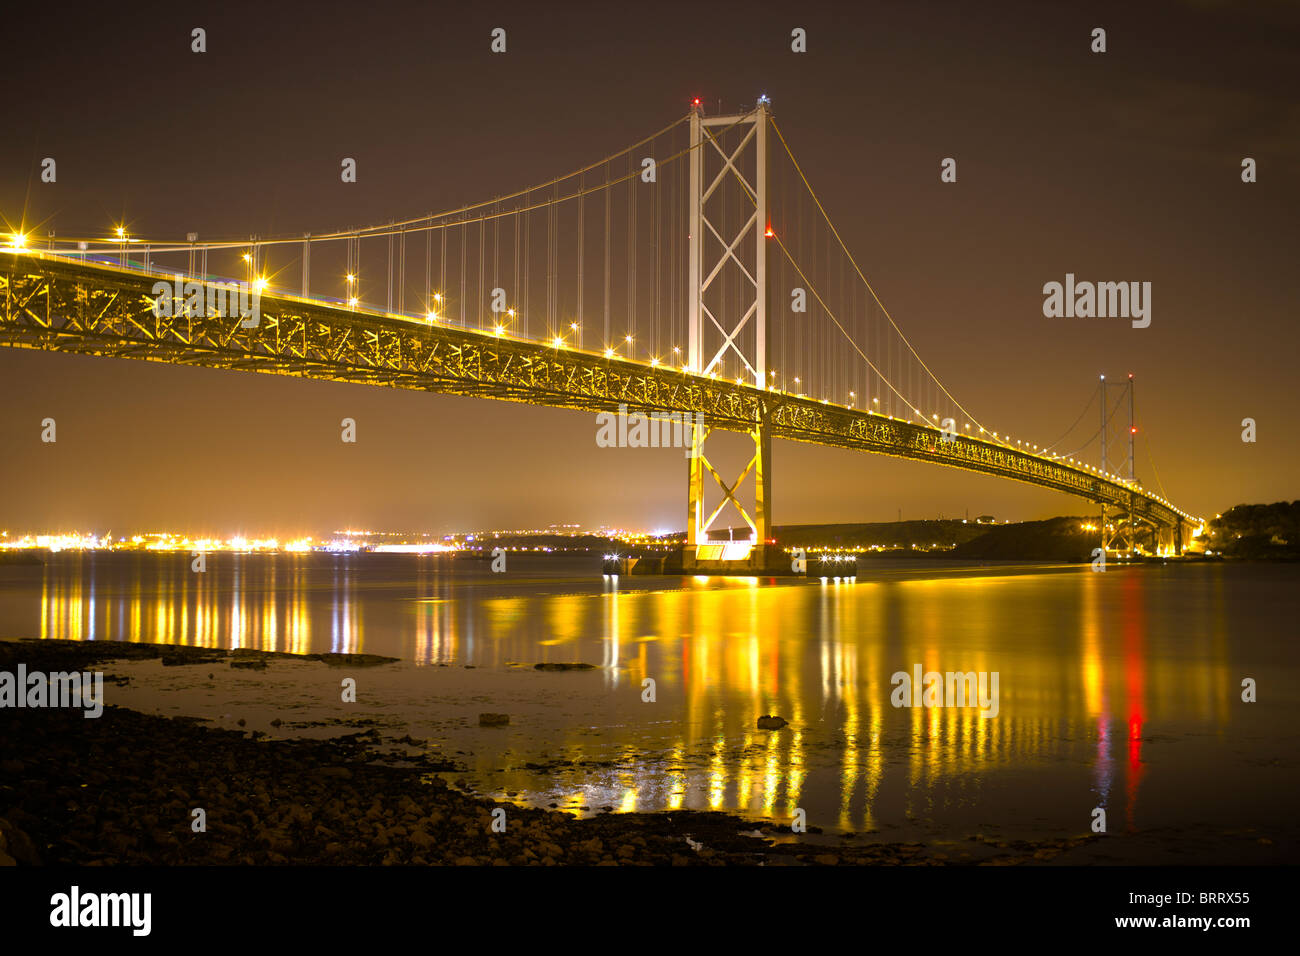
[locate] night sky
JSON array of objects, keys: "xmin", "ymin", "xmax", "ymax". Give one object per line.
[{"xmin": 1, "ymin": 0, "xmax": 1295, "ymax": 537}]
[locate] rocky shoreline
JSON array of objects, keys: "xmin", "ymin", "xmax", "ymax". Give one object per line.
[{"xmin": 0, "ymin": 639, "xmax": 1101, "ymax": 866}]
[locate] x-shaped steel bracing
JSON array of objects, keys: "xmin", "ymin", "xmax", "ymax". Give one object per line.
[{"xmin": 686, "ymin": 102, "xmax": 772, "ymax": 553}]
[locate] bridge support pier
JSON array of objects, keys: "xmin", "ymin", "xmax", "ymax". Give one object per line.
[
  {"xmin": 1154, "ymin": 521, "xmax": 1187, "ymax": 557},
  {"xmin": 679, "ymin": 99, "xmax": 787, "ymax": 576},
  {"xmin": 1102, "ymin": 489, "xmax": 1153, "ymax": 557},
  {"xmin": 1101, "ymin": 503, "xmax": 1133, "ymax": 557},
  {"xmin": 682, "ymin": 416, "xmax": 788, "ymax": 574}
]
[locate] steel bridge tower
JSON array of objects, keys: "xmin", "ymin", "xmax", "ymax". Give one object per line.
[
  {"xmin": 1100, "ymin": 372, "xmax": 1158, "ymax": 556},
  {"xmin": 682, "ymin": 98, "xmax": 778, "ymax": 572}
]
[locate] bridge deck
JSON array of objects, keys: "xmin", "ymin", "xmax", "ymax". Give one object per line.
[{"xmin": 0, "ymin": 252, "xmax": 1199, "ymax": 536}]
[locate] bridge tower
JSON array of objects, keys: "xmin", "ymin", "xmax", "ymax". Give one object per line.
[
  {"xmin": 1100, "ymin": 373, "xmax": 1144, "ymax": 556},
  {"xmin": 682, "ymin": 98, "xmax": 779, "ymax": 573}
]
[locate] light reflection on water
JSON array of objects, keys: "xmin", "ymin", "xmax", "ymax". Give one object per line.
[{"xmin": 4, "ymin": 552, "xmax": 1296, "ymax": 844}]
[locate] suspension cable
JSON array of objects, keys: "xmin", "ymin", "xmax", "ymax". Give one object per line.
[
  {"xmin": 1043, "ymin": 381, "xmax": 1100, "ymax": 452},
  {"xmin": 770, "ymin": 117, "xmax": 989, "ymax": 435}
]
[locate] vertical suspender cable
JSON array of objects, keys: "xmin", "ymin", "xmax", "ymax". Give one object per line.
[
  {"xmin": 513, "ymin": 211, "xmax": 520, "ymax": 332},
  {"xmin": 604, "ymin": 162, "xmax": 611, "ymax": 348},
  {"xmin": 577, "ymin": 172, "xmax": 584, "ymax": 348},
  {"xmin": 654, "ymin": 144, "xmax": 661, "ymax": 358},
  {"xmin": 628, "ymin": 153, "xmax": 636, "ymax": 346},
  {"xmin": 523, "ymin": 196, "xmax": 530, "ymax": 337}
]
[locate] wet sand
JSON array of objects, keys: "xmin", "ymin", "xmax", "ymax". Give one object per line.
[{"xmin": 2, "ymin": 638, "xmax": 1286, "ymax": 866}]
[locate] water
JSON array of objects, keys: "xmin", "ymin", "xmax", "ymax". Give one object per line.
[{"xmin": 3, "ymin": 552, "xmax": 1296, "ymax": 861}]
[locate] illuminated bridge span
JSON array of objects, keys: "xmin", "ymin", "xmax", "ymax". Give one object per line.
[{"xmin": 0, "ymin": 99, "xmax": 1200, "ymax": 564}]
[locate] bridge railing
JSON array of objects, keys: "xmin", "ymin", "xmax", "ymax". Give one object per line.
[{"xmin": 0, "ymin": 250, "xmax": 1200, "ymax": 533}]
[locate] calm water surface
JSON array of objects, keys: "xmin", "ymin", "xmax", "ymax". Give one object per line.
[{"xmin": 3, "ymin": 553, "xmax": 1296, "ymax": 860}]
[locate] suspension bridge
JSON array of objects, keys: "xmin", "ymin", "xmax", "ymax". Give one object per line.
[{"xmin": 0, "ymin": 98, "xmax": 1200, "ymax": 570}]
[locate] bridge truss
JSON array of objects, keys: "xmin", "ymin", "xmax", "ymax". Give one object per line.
[{"xmin": 0, "ymin": 250, "xmax": 1199, "ymax": 555}]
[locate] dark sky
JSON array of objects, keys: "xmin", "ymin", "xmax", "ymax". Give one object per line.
[{"xmin": 1, "ymin": 0, "xmax": 1296, "ymax": 537}]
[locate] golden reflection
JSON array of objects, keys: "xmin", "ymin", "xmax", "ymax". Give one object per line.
[
  {"xmin": 25, "ymin": 556, "xmax": 1245, "ymax": 838},
  {"xmin": 665, "ymin": 743, "xmax": 685, "ymax": 811},
  {"xmin": 707, "ymin": 738, "xmax": 726, "ymax": 810}
]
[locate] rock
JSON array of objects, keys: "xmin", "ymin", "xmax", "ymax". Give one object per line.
[
  {"xmin": 756, "ymin": 715, "xmax": 788, "ymax": 730},
  {"xmin": 314, "ymin": 653, "xmax": 397, "ymax": 668},
  {"xmin": 534, "ymin": 662, "xmax": 597, "ymax": 671},
  {"xmin": 316, "ymin": 767, "xmax": 353, "ymax": 779},
  {"xmin": 161, "ymin": 653, "xmax": 218, "ymax": 667},
  {"xmin": 478, "ymin": 713, "xmax": 510, "ymax": 727},
  {"xmin": 0, "ymin": 818, "xmax": 40, "ymax": 865},
  {"xmin": 230, "ymin": 660, "xmax": 267, "ymax": 671}
]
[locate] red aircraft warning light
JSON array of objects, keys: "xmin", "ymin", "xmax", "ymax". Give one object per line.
[{"xmin": 764, "ymin": 225, "xmax": 775, "ymax": 237}]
